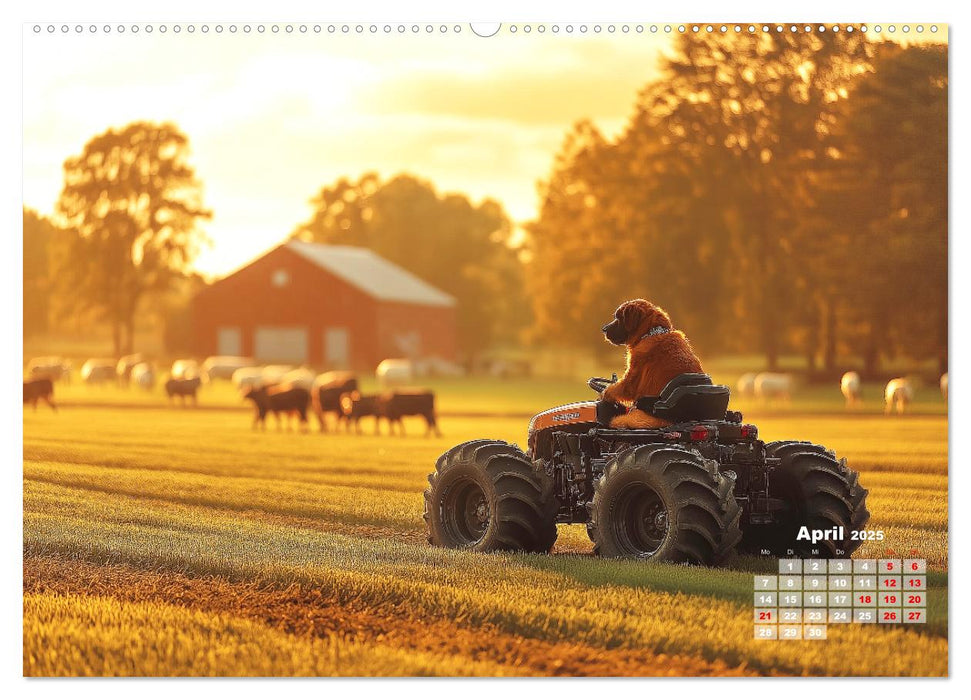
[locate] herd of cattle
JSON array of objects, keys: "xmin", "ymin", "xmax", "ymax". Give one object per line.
[
  {"xmin": 25, "ymin": 355, "xmax": 948, "ymax": 422},
  {"xmin": 23, "ymin": 355, "xmax": 441, "ymax": 435},
  {"xmin": 734, "ymin": 370, "xmax": 949, "ymax": 414}
]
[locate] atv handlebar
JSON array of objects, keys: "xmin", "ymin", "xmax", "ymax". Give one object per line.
[{"xmin": 588, "ymin": 374, "xmax": 618, "ymax": 395}]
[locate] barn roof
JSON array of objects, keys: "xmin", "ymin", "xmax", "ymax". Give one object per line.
[{"xmin": 285, "ymin": 240, "xmax": 456, "ymax": 307}]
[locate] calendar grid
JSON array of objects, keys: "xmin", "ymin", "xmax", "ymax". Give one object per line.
[{"xmin": 754, "ymin": 558, "xmax": 926, "ymax": 640}]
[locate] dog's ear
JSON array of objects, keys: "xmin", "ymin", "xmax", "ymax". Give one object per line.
[{"xmin": 618, "ymin": 299, "xmax": 649, "ymax": 330}]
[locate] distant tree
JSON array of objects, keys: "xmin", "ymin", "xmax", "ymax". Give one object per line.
[
  {"xmin": 821, "ymin": 43, "xmax": 948, "ymax": 375},
  {"xmin": 23, "ymin": 207, "xmax": 60, "ymax": 337},
  {"xmin": 294, "ymin": 173, "xmax": 526, "ymax": 361},
  {"xmin": 55, "ymin": 122, "xmax": 211, "ymax": 356},
  {"xmin": 527, "ymin": 30, "xmax": 876, "ymax": 368}
]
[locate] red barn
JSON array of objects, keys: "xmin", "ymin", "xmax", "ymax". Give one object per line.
[{"xmin": 191, "ymin": 241, "xmax": 457, "ymax": 370}]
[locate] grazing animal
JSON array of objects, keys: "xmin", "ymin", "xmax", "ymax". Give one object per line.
[
  {"xmin": 81, "ymin": 358, "xmax": 117, "ymax": 385},
  {"xmin": 599, "ymin": 299, "xmax": 704, "ymax": 429},
  {"xmin": 279, "ymin": 368, "xmax": 316, "ymax": 391},
  {"xmin": 23, "ymin": 378, "xmax": 56, "ymax": 412},
  {"xmin": 339, "ymin": 391, "xmax": 382, "ymax": 434},
  {"xmin": 116, "ymin": 354, "xmax": 144, "ymax": 386},
  {"xmin": 26, "ymin": 357, "xmax": 71, "ymax": 384},
  {"xmin": 165, "ymin": 377, "xmax": 201, "ymax": 405},
  {"xmin": 754, "ymin": 372, "xmax": 793, "ymax": 402},
  {"xmin": 379, "ymin": 390, "xmax": 441, "ymax": 437},
  {"xmin": 736, "ymin": 372, "xmax": 758, "ymax": 399},
  {"xmin": 261, "ymin": 365, "xmax": 294, "ymax": 386},
  {"xmin": 313, "ymin": 372, "xmax": 359, "ymax": 432},
  {"xmin": 232, "ymin": 367, "xmax": 265, "ymax": 391},
  {"xmin": 941, "ymin": 372, "xmax": 948, "ymax": 402},
  {"xmin": 840, "ymin": 371, "xmax": 862, "ymax": 408},
  {"xmin": 171, "ymin": 359, "xmax": 200, "ymax": 381},
  {"xmin": 885, "ymin": 378, "xmax": 914, "ymax": 415},
  {"xmin": 243, "ymin": 384, "xmax": 310, "ymax": 431},
  {"xmin": 131, "ymin": 362, "xmax": 156, "ymax": 390},
  {"xmin": 202, "ymin": 356, "xmax": 255, "ymax": 382},
  {"xmin": 376, "ymin": 359, "xmax": 414, "ymax": 388}
]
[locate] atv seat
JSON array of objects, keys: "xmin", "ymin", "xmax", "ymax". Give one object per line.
[{"xmin": 634, "ymin": 373, "xmax": 730, "ymax": 422}]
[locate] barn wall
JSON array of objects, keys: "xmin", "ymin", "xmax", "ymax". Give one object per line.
[
  {"xmin": 191, "ymin": 245, "xmax": 458, "ymax": 370},
  {"xmin": 191, "ymin": 246, "xmax": 380, "ymax": 369},
  {"xmin": 375, "ymin": 301, "xmax": 457, "ymax": 363}
]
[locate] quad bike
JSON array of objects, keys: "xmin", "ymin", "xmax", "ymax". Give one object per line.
[{"xmin": 424, "ymin": 373, "xmax": 870, "ymax": 565}]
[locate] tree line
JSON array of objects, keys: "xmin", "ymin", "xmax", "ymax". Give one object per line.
[
  {"xmin": 526, "ymin": 34, "xmax": 947, "ymax": 375},
  {"xmin": 25, "ymin": 34, "xmax": 946, "ymax": 374}
]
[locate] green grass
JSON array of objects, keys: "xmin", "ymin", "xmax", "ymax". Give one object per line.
[{"xmin": 23, "ymin": 389, "xmax": 949, "ymax": 676}]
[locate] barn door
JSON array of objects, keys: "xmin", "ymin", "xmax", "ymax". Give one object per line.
[
  {"xmin": 324, "ymin": 327, "xmax": 350, "ymax": 369},
  {"xmin": 216, "ymin": 327, "xmax": 242, "ymax": 356},
  {"xmin": 254, "ymin": 327, "xmax": 308, "ymax": 363}
]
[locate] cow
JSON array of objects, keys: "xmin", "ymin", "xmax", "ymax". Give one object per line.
[
  {"xmin": 243, "ymin": 384, "xmax": 310, "ymax": 431},
  {"xmin": 23, "ymin": 378, "xmax": 56, "ymax": 412},
  {"xmin": 379, "ymin": 390, "xmax": 440, "ymax": 437},
  {"xmin": 165, "ymin": 376, "xmax": 201, "ymax": 405},
  {"xmin": 339, "ymin": 391, "xmax": 381, "ymax": 434},
  {"xmin": 312, "ymin": 372, "xmax": 359, "ymax": 432},
  {"xmin": 26, "ymin": 357, "xmax": 71, "ymax": 384}
]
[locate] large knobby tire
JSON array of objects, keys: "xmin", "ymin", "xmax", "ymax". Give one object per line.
[
  {"xmin": 424, "ymin": 440, "xmax": 557, "ymax": 553},
  {"xmin": 587, "ymin": 445, "xmax": 742, "ymax": 565},
  {"xmin": 741, "ymin": 440, "xmax": 870, "ymax": 557}
]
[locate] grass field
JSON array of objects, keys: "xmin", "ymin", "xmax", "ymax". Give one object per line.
[{"xmin": 23, "ymin": 380, "xmax": 948, "ymax": 677}]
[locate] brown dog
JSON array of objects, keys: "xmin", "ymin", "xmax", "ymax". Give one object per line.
[{"xmin": 601, "ymin": 299, "xmax": 703, "ymax": 429}]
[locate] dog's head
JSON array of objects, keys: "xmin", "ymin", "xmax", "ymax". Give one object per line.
[{"xmin": 602, "ymin": 299, "xmax": 673, "ymax": 346}]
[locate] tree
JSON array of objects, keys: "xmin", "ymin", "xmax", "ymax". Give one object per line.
[
  {"xmin": 819, "ymin": 42, "xmax": 948, "ymax": 375},
  {"xmin": 23, "ymin": 207, "xmax": 61, "ymax": 337},
  {"xmin": 293, "ymin": 173, "xmax": 526, "ymax": 361},
  {"xmin": 55, "ymin": 122, "xmax": 211, "ymax": 356},
  {"xmin": 526, "ymin": 30, "xmax": 876, "ymax": 368}
]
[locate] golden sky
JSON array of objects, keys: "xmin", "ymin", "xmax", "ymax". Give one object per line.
[{"xmin": 22, "ymin": 25, "xmax": 946, "ymax": 276}]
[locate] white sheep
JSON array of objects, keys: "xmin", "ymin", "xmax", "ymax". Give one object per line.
[
  {"xmin": 840, "ymin": 371, "xmax": 862, "ymax": 408},
  {"xmin": 940, "ymin": 372, "xmax": 948, "ymax": 402},
  {"xmin": 885, "ymin": 378, "xmax": 914, "ymax": 414},
  {"xmin": 171, "ymin": 359, "xmax": 200, "ymax": 381},
  {"xmin": 279, "ymin": 367, "xmax": 316, "ymax": 391},
  {"xmin": 261, "ymin": 365, "xmax": 294, "ymax": 386},
  {"xmin": 232, "ymin": 367, "xmax": 265, "ymax": 391},
  {"xmin": 377, "ymin": 358, "xmax": 414, "ymax": 388},
  {"xmin": 130, "ymin": 362, "xmax": 156, "ymax": 390},
  {"xmin": 736, "ymin": 372, "xmax": 758, "ymax": 398},
  {"xmin": 754, "ymin": 372, "xmax": 793, "ymax": 402},
  {"xmin": 202, "ymin": 356, "xmax": 255, "ymax": 382},
  {"xmin": 81, "ymin": 358, "xmax": 117, "ymax": 384}
]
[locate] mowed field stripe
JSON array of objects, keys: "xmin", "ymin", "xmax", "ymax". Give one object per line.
[
  {"xmin": 24, "ymin": 555, "xmax": 753, "ymax": 677},
  {"xmin": 24, "ymin": 479, "xmax": 948, "ymax": 675}
]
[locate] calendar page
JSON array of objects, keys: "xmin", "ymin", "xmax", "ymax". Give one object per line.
[{"xmin": 21, "ymin": 16, "xmax": 948, "ymax": 679}]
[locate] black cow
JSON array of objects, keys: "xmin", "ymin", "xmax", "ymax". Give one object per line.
[
  {"xmin": 380, "ymin": 390, "xmax": 440, "ymax": 437},
  {"xmin": 312, "ymin": 372, "xmax": 358, "ymax": 432},
  {"xmin": 23, "ymin": 378, "xmax": 57, "ymax": 412},
  {"xmin": 338, "ymin": 391, "xmax": 381, "ymax": 434},
  {"xmin": 165, "ymin": 376, "xmax": 201, "ymax": 405},
  {"xmin": 244, "ymin": 385, "xmax": 310, "ymax": 431}
]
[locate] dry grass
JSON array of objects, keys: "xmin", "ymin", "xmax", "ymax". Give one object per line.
[{"xmin": 23, "ymin": 391, "xmax": 948, "ymax": 677}]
